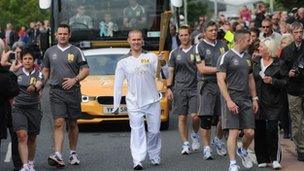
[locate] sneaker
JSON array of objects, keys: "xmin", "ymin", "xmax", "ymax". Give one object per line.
[
  {"xmin": 258, "ymin": 163, "xmax": 267, "ymax": 168},
  {"xmin": 48, "ymin": 154, "xmax": 65, "ymax": 168},
  {"xmin": 181, "ymin": 142, "xmax": 191, "ymax": 155},
  {"xmin": 212, "ymin": 137, "xmax": 227, "ymax": 156},
  {"xmin": 229, "ymin": 164, "xmax": 240, "ymax": 171},
  {"xmin": 191, "ymin": 132, "xmax": 200, "ymax": 151},
  {"xmin": 133, "ymin": 163, "xmax": 143, "ymax": 170},
  {"xmin": 69, "ymin": 152, "xmax": 80, "ymax": 165},
  {"xmin": 151, "ymin": 158, "xmax": 160, "ymax": 165},
  {"xmin": 20, "ymin": 165, "xmax": 30, "ymax": 171},
  {"xmin": 203, "ymin": 147, "xmax": 213, "ymax": 160},
  {"xmin": 28, "ymin": 162, "xmax": 35, "ymax": 171},
  {"xmin": 272, "ymin": 161, "xmax": 282, "ymax": 170},
  {"xmin": 236, "ymin": 148, "xmax": 253, "ymax": 168}
]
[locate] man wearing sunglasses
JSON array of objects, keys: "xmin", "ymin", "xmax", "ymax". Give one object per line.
[{"xmin": 259, "ymin": 18, "xmax": 281, "ymax": 46}]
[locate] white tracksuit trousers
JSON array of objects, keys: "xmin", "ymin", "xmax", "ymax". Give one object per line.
[{"xmin": 128, "ymin": 102, "xmax": 161, "ymax": 165}]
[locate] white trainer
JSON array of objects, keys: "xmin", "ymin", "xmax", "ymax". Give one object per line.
[
  {"xmin": 236, "ymin": 148, "xmax": 253, "ymax": 168},
  {"xmin": 272, "ymin": 161, "xmax": 282, "ymax": 170},
  {"xmin": 229, "ymin": 164, "xmax": 240, "ymax": 171},
  {"xmin": 151, "ymin": 158, "xmax": 160, "ymax": 165},
  {"xmin": 258, "ymin": 163, "xmax": 267, "ymax": 168},
  {"xmin": 69, "ymin": 152, "xmax": 80, "ymax": 165},
  {"xmin": 191, "ymin": 132, "xmax": 200, "ymax": 151},
  {"xmin": 212, "ymin": 137, "xmax": 227, "ymax": 156},
  {"xmin": 181, "ymin": 142, "xmax": 191, "ymax": 155},
  {"xmin": 203, "ymin": 146, "xmax": 213, "ymax": 160}
]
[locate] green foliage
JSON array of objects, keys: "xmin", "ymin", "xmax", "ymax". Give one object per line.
[
  {"xmin": 275, "ymin": 0, "xmax": 304, "ymax": 11},
  {"xmin": 0, "ymin": 0, "xmax": 50, "ymax": 29},
  {"xmin": 187, "ymin": 0, "xmax": 209, "ymax": 25}
]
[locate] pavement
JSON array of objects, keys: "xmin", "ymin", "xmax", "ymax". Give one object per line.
[{"xmin": 280, "ymin": 138, "xmax": 304, "ymax": 171}]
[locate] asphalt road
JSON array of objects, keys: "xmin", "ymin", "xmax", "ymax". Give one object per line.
[{"xmin": 1, "ymin": 87, "xmax": 274, "ymax": 171}]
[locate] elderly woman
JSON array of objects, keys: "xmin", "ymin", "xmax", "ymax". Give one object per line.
[
  {"xmin": 253, "ymin": 38, "xmax": 287, "ymax": 169},
  {"xmin": 277, "ymin": 34, "xmax": 294, "ymax": 57}
]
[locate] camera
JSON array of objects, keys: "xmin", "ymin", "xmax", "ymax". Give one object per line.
[
  {"xmin": 294, "ymin": 58, "xmax": 304, "ymax": 77},
  {"xmin": 8, "ymin": 52, "xmax": 16, "ymax": 62}
]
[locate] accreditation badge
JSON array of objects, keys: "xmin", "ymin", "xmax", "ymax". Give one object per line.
[
  {"xmin": 29, "ymin": 77, "xmax": 37, "ymax": 86},
  {"xmin": 176, "ymin": 54, "xmax": 181, "ymax": 60},
  {"xmin": 67, "ymin": 53, "xmax": 75, "ymax": 63},
  {"xmin": 140, "ymin": 58, "xmax": 150, "ymax": 64}
]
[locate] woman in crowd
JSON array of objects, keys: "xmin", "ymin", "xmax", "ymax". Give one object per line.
[
  {"xmin": 253, "ymin": 38, "xmax": 287, "ymax": 169},
  {"xmin": 10, "ymin": 48, "xmax": 43, "ymax": 171}
]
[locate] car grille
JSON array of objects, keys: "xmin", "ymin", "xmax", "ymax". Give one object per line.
[{"xmin": 97, "ymin": 96, "xmax": 126, "ymax": 105}]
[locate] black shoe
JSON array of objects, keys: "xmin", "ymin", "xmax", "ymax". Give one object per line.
[
  {"xmin": 134, "ymin": 163, "xmax": 143, "ymax": 170},
  {"xmin": 297, "ymin": 152, "xmax": 304, "ymax": 161}
]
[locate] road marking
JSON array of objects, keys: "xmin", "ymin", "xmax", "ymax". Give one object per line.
[{"xmin": 4, "ymin": 142, "xmax": 12, "ymax": 162}]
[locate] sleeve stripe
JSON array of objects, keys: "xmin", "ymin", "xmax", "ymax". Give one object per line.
[
  {"xmin": 168, "ymin": 50, "xmax": 173, "ymax": 60},
  {"xmin": 195, "ymin": 43, "xmax": 199, "ymax": 54},
  {"xmin": 219, "ymin": 51, "xmax": 229, "ymax": 65},
  {"xmin": 76, "ymin": 47, "xmax": 86, "ymax": 61}
]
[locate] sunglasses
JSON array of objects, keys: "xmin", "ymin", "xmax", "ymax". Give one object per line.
[{"xmin": 262, "ymin": 25, "xmax": 271, "ymax": 28}]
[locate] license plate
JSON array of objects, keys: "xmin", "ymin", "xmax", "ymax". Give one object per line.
[{"xmin": 103, "ymin": 105, "xmax": 127, "ymax": 114}]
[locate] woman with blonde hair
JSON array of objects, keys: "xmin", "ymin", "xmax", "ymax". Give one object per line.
[
  {"xmin": 253, "ymin": 38, "xmax": 287, "ymax": 169},
  {"xmin": 277, "ymin": 34, "xmax": 294, "ymax": 57}
]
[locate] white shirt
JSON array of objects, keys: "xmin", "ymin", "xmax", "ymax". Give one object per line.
[{"xmin": 113, "ymin": 51, "xmax": 161, "ymax": 111}]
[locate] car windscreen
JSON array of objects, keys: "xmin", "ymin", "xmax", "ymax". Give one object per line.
[{"xmin": 85, "ymin": 54, "xmax": 125, "ymax": 75}]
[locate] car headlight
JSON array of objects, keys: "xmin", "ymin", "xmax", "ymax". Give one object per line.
[{"xmin": 81, "ymin": 95, "xmax": 96, "ymax": 103}]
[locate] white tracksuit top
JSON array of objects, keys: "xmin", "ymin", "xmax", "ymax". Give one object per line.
[{"xmin": 113, "ymin": 51, "xmax": 161, "ymax": 111}]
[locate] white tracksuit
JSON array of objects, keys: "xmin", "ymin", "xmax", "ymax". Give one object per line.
[{"xmin": 113, "ymin": 51, "xmax": 162, "ymax": 165}]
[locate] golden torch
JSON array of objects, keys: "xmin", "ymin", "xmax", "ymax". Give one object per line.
[{"xmin": 156, "ymin": 11, "xmax": 172, "ymax": 79}]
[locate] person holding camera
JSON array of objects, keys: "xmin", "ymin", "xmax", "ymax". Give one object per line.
[
  {"xmin": 280, "ymin": 21, "xmax": 304, "ymax": 162},
  {"xmin": 0, "ymin": 41, "xmax": 25, "ymax": 171},
  {"xmin": 0, "ymin": 39, "xmax": 19, "ymax": 160}
]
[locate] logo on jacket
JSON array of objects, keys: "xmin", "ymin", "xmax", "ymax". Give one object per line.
[
  {"xmin": 232, "ymin": 59, "xmax": 239, "ymax": 65},
  {"xmin": 67, "ymin": 53, "xmax": 75, "ymax": 62},
  {"xmin": 140, "ymin": 58, "xmax": 150, "ymax": 64}
]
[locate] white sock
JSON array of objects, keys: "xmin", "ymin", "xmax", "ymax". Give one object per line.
[
  {"xmin": 204, "ymin": 146, "xmax": 211, "ymax": 150},
  {"xmin": 230, "ymin": 160, "xmax": 236, "ymax": 166},
  {"xmin": 55, "ymin": 151, "xmax": 62, "ymax": 159},
  {"xmin": 70, "ymin": 150, "xmax": 76, "ymax": 155},
  {"xmin": 28, "ymin": 160, "xmax": 34, "ymax": 165},
  {"xmin": 23, "ymin": 163, "xmax": 29, "ymax": 168},
  {"xmin": 183, "ymin": 141, "xmax": 190, "ymax": 145}
]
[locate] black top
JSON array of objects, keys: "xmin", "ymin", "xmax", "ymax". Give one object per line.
[
  {"xmin": 280, "ymin": 40, "xmax": 304, "ymax": 96},
  {"xmin": 253, "ymin": 58, "xmax": 287, "ymax": 120}
]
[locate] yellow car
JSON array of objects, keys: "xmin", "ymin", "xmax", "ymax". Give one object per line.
[{"xmin": 78, "ymin": 48, "xmax": 170, "ymax": 129}]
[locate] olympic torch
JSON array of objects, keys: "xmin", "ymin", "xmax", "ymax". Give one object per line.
[{"xmin": 156, "ymin": 11, "xmax": 172, "ymax": 79}]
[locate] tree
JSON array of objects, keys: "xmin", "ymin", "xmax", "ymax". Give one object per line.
[
  {"xmin": 275, "ymin": 0, "xmax": 304, "ymax": 11},
  {"xmin": 0, "ymin": 0, "xmax": 49, "ymax": 30},
  {"xmin": 187, "ymin": 0, "xmax": 210, "ymax": 25}
]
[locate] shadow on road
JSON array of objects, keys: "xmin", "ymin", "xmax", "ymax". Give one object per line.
[{"xmin": 78, "ymin": 121, "xmax": 131, "ymax": 132}]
